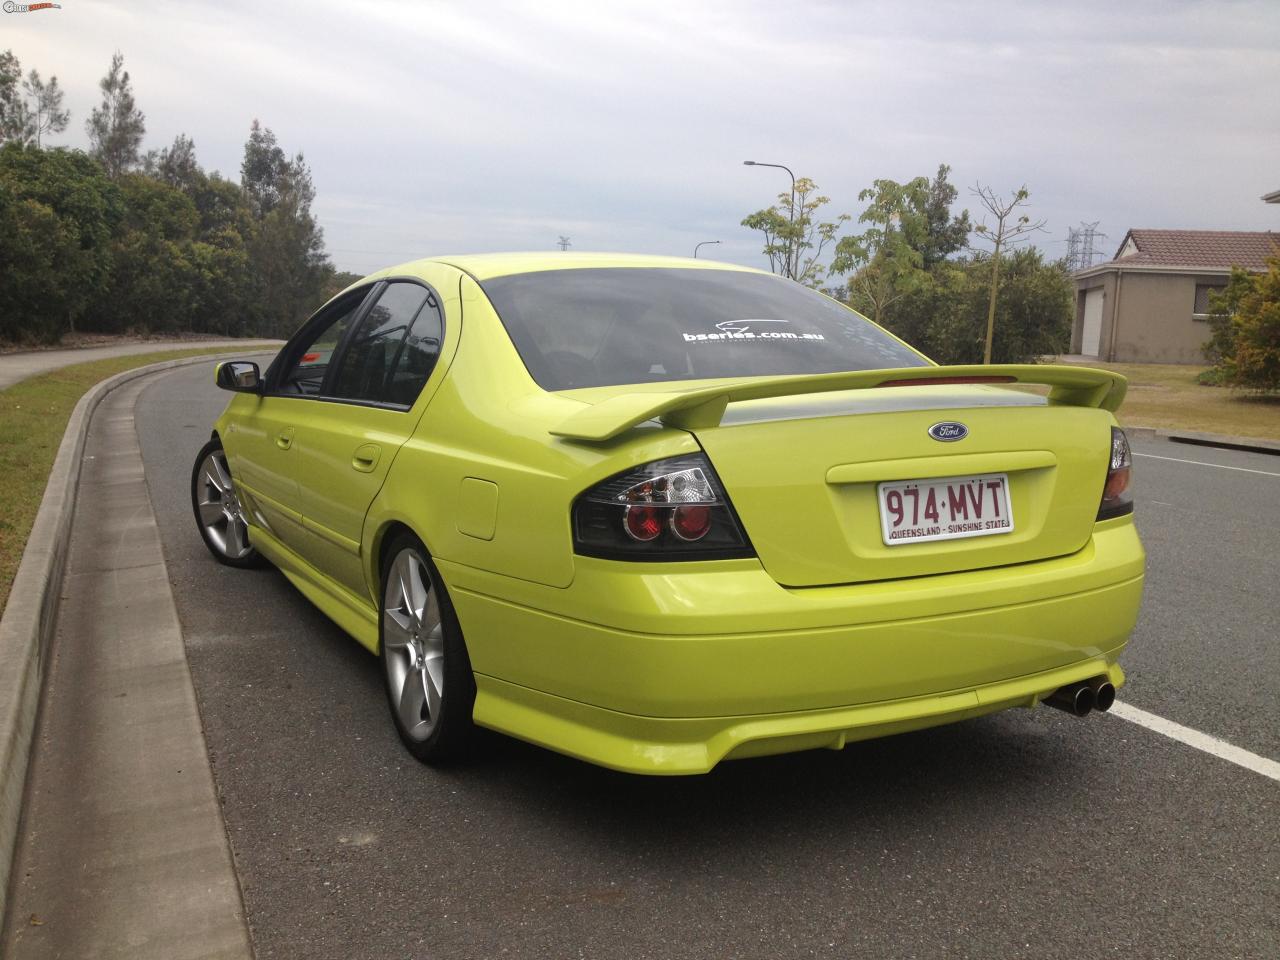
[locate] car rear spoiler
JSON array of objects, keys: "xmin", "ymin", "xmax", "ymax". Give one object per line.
[{"xmin": 550, "ymin": 364, "xmax": 1127, "ymax": 442}]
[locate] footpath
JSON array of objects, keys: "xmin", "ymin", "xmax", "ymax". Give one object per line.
[
  {"xmin": 1, "ymin": 350, "xmax": 277, "ymax": 958},
  {"xmin": 0, "ymin": 340, "xmax": 279, "ymax": 391}
]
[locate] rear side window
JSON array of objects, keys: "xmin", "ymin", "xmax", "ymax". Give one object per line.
[
  {"xmin": 386, "ymin": 293, "xmax": 444, "ymax": 406},
  {"xmin": 329, "ymin": 282, "xmax": 443, "ymax": 407},
  {"xmin": 480, "ymin": 268, "xmax": 928, "ymax": 391}
]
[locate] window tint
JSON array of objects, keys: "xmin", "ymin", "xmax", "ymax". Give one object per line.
[
  {"xmin": 330, "ymin": 282, "xmax": 439, "ymax": 406},
  {"xmin": 385, "ymin": 292, "xmax": 444, "ymax": 407},
  {"xmin": 479, "ymin": 268, "xmax": 928, "ymax": 391},
  {"xmin": 277, "ymin": 292, "xmax": 368, "ymax": 396}
]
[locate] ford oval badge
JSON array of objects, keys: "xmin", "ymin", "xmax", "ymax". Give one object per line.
[{"xmin": 928, "ymin": 421, "xmax": 968, "ymax": 442}]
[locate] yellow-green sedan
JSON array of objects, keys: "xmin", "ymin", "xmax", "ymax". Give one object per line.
[{"xmin": 192, "ymin": 253, "xmax": 1143, "ymax": 774}]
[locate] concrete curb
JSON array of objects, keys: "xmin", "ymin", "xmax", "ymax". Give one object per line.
[
  {"xmin": 1122, "ymin": 425, "xmax": 1280, "ymax": 455},
  {"xmin": 0, "ymin": 352, "xmax": 258, "ymax": 922}
]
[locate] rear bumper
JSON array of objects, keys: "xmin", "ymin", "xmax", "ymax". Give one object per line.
[
  {"xmin": 440, "ymin": 517, "xmax": 1144, "ymax": 773},
  {"xmin": 472, "ymin": 659, "xmax": 1127, "ymax": 775}
]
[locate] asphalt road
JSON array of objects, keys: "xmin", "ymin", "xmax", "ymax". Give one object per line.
[{"xmin": 136, "ymin": 361, "xmax": 1279, "ymax": 960}]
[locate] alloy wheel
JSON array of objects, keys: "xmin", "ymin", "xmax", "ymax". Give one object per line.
[
  {"xmin": 195, "ymin": 449, "xmax": 254, "ymax": 560},
  {"xmin": 382, "ymin": 547, "xmax": 445, "ymax": 742}
]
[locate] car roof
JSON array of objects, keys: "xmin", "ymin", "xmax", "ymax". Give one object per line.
[{"xmin": 380, "ymin": 252, "xmax": 764, "ymax": 282}]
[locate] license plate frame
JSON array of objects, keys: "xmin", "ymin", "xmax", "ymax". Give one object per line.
[{"xmin": 877, "ymin": 473, "xmax": 1014, "ymax": 546}]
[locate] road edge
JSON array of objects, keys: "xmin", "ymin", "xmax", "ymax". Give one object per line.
[
  {"xmin": 0, "ymin": 352, "xmax": 252, "ymax": 925},
  {"xmin": 1123, "ymin": 425, "xmax": 1280, "ymax": 455}
]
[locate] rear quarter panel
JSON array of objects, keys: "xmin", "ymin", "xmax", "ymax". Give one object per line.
[{"xmin": 364, "ymin": 275, "xmax": 701, "ymax": 591}]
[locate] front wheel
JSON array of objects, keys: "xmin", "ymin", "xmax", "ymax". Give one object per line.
[
  {"xmin": 379, "ymin": 532, "xmax": 476, "ymax": 763},
  {"xmin": 191, "ymin": 437, "xmax": 264, "ymax": 568}
]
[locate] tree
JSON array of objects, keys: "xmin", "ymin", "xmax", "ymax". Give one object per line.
[
  {"xmin": 920, "ymin": 164, "xmax": 971, "ymax": 268},
  {"xmin": 970, "ymin": 183, "xmax": 1046, "ymax": 364},
  {"xmin": 1204, "ymin": 266, "xmax": 1252, "ymax": 367},
  {"xmin": 240, "ymin": 121, "xmax": 331, "ymax": 335},
  {"xmin": 0, "ymin": 144, "xmax": 123, "ymax": 342},
  {"xmin": 21, "ymin": 70, "xmax": 69, "ymax": 147},
  {"xmin": 83, "ymin": 173, "xmax": 200, "ymax": 334},
  {"xmin": 830, "ymin": 176, "xmax": 931, "ymax": 324},
  {"xmin": 741, "ymin": 176, "xmax": 848, "ymax": 287},
  {"xmin": 880, "ymin": 248, "xmax": 1072, "ymax": 365},
  {"xmin": 86, "ymin": 51, "xmax": 146, "ymax": 178},
  {"xmin": 1206, "ymin": 258, "xmax": 1280, "ymax": 392},
  {"xmin": 0, "ymin": 54, "xmax": 71, "ymax": 148},
  {"xmin": 144, "ymin": 132, "xmax": 201, "ymax": 191},
  {"xmin": 240, "ymin": 119, "xmax": 292, "ymax": 215},
  {"xmin": 0, "ymin": 50, "xmax": 24, "ymax": 144}
]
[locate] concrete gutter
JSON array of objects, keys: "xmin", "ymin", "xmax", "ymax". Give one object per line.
[
  {"xmin": 1123, "ymin": 426, "xmax": 1280, "ymax": 456},
  {"xmin": 0, "ymin": 353, "xmax": 256, "ymax": 931}
]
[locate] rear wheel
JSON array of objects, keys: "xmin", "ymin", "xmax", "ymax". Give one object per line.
[
  {"xmin": 191, "ymin": 438, "xmax": 264, "ymax": 568},
  {"xmin": 379, "ymin": 532, "xmax": 476, "ymax": 763}
]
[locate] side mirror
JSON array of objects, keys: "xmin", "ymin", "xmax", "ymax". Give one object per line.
[{"xmin": 215, "ymin": 360, "xmax": 262, "ymax": 394}]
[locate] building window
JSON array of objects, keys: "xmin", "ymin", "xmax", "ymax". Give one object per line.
[{"xmin": 1193, "ymin": 283, "xmax": 1225, "ymax": 321}]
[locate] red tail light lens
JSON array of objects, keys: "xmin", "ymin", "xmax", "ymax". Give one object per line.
[
  {"xmin": 624, "ymin": 506, "xmax": 663, "ymax": 541},
  {"xmin": 671, "ymin": 505, "xmax": 712, "ymax": 541},
  {"xmin": 1097, "ymin": 427, "xmax": 1134, "ymax": 520},
  {"xmin": 573, "ymin": 455, "xmax": 753, "ymax": 560}
]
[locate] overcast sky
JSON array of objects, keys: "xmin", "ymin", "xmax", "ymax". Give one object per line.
[{"xmin": 8, "ymin": 0, "xmax": 1279, "ymax": 275}]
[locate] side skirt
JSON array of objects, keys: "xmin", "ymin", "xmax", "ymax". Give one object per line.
[{"xmin": 249, "ymin": 524, "xmax": 380, "ymax": 653}]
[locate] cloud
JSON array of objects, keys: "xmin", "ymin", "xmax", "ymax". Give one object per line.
[{"xmin": 7, "ymin": 0, "xmax": 1279, "ymax": 273}]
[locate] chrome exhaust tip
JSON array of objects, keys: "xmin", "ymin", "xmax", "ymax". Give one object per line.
[
  {"xmin": 1090, "ymin": 679, "xmax": 1116, "ymax": 713},
  {"xmin": 1044, "ymin": 682, "xmax": 1095, "ymax": 717}
]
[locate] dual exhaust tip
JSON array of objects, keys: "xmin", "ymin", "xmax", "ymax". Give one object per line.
[{"xmin": 1043, "ymin": 677, "xmax": 1116, "ymax": 717}]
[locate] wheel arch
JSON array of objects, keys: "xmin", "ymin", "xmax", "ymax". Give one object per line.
[{"xmin": 368, "ymin": 518, "xmax": 442, "ymax": 607}]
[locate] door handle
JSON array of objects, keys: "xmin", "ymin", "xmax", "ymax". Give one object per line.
[
  {"xmin": 352, "ymin": 443, "xmax": 381, "ymax": 473},
  {"xmin": 275, "ymin": 428, "xmax": 295, "ymax": 450}
]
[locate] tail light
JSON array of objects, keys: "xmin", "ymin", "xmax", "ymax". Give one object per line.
[
  {"xmin": 572, "ymin": 455, "xmax": 754, "ymax": 560},
  {"xmin": 1097, "ymin": 427, "xmax": 1133, "ymax": 520}
]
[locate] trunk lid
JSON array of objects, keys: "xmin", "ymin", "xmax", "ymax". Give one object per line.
[
  {"xmin": 691, "ymin": 385, "xmax": 1111, "ymax": 586},
  {"xmin": 552, "ymin": 364, "xmax": 1125, "ymax": 588}
]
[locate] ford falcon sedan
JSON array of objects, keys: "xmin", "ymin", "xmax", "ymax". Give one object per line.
[{"xmin": 192, "ymin": 253, "xmax": 1143, "ymax": 774}]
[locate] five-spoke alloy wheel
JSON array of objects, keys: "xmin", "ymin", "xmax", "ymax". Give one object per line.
[
  {"xmin": 379, "ymin": 532, "xmax": 475, "ymax": 762},
  {"xmin": 191, "ymin": 437, "xmax": 263, "ymax": 568}
]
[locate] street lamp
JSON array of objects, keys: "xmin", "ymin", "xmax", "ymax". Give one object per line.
[
  {"xmin": 693, "ymin": 240, "xmax": 721, "ymax": 258},
  {"xmin": 743, "ymin": 160, "xmax": 797, "ymax": 279}
]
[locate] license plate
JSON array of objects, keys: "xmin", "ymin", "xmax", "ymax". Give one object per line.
[{"xmin": 877, "ymin": 473, "xmax": 1014, "ymax": 546}]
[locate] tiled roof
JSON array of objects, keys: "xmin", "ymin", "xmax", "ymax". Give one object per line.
[{"xmin": 1110, "ymin": 229, "xmax": 1279, "ymax": 270}]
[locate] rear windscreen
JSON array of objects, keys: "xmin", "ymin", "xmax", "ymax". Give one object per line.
[{"xmin": 479, "ymin": 268, "xmax": 929, "ymax": 391}]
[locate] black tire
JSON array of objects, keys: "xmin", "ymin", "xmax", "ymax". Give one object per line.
[
  {"xmin": 190, "ymin": 437, "xmax": 266, "ymax": 569},
  {"xmin": 379, "ymin": 530, "xmax": 476, "ymax": 763}
]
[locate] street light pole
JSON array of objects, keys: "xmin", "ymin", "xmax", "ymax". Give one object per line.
[
  {"xmin": 693, "ymin": 240, "xmax": 721, "ymax": 259},
  {"xmin": 743, "ymin": 160, "xmax": 797, "ymax": 279}
]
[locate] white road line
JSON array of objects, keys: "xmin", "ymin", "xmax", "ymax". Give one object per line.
[
  {"xmin": 1108, "ymin": 702, "xmax": 1280, "ymax": 782},
  {"xmin": 1133, "ymin": 452, "xmax": 1280, "ymax": 478}
]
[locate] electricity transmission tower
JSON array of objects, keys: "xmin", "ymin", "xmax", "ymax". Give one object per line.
[
  {"xmin": 1066, "ymin": 221, "xmax": 1106, "ymax": 271},
  {"xmin": 556, "ymin": 236, "xmax": 571, "ymax": 251}
]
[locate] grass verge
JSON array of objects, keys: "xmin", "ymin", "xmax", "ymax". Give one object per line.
[
  {"xmin": 0, "ymin": 348, "xmax": 238, "ymax": 614},
  {"xmin": 1057, "ymin": 360, "xmax": 1280, "ymax": 440}
]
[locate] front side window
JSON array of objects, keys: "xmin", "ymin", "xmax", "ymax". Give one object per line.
[
  {"xmin": 329, "ymin": 282, "xmax": 442, "ymax": 407},
  {"xmin": 276, "ymin": 290, "xmax": 370, "ymax": 396},
  {"xmin": 479, "ymin": 268, "xmax": 928, "ymax": 391}
]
